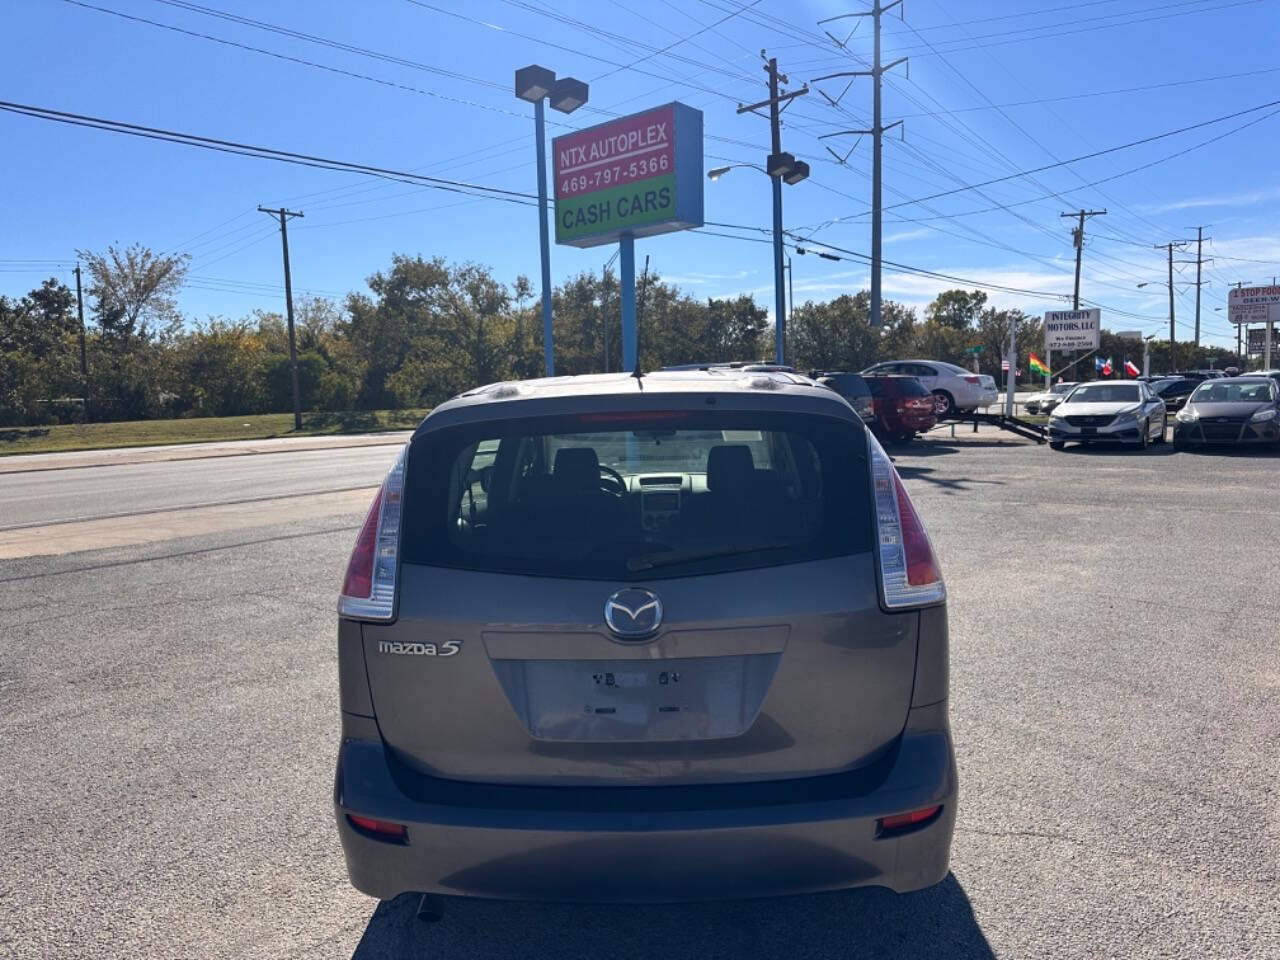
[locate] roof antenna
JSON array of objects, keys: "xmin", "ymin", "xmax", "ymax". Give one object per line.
[{"xmin": 632, "ymin": 364, "xmax": 644, "ymax": 389}]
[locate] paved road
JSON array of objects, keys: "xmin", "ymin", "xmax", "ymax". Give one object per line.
[
  {"xmin": 2, "ymin": 438, "xmax": 1277, "ymax": 958},
  {"xmin": 0, "ymin": 444, "xmax": 401, "ymax": 529}
]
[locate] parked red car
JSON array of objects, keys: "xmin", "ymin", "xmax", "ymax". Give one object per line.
[{"xmin": 864, "ymin": 375, "xmax": 938, "ymax": 443}]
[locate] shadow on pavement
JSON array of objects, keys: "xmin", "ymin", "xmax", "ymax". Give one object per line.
[
  {"xmin": 894, "ymin": 463, "xmax": 1004, "ymax": 494},
  {"xmin": 350, "ymin": 873, "xmax": 994, "ymax": 960},
  {"xmin": 1055, "ymin": 443, "xmax": 1178, "ymax": 457}
]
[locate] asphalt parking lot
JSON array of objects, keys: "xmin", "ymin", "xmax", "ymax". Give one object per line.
[{"xmin": 2, "ymin": 436, "xmax": 1278, "ymax": 959}]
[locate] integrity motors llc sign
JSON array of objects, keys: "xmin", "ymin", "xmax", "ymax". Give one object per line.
[
  {"xmin": 1044, "ymin": 308, "xmax": 1102, "ymax": 351},
  {"xmin": 552, "ymin": 102, "xmax": 703, "ymax": 248}
]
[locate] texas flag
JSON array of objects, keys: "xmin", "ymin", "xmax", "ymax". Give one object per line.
[
  {"xmin": 1124, "ymin": 358, "xmax": 1140, "ymax": 377},
  {"xmin": 1100, "ymin": 357, "xmax": 1113, "ymax": 377}
]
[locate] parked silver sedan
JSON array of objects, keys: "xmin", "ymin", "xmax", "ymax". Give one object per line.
[{"xmin": 1047, "ymin": 380, "xmax": 1167, "ymax": 450}]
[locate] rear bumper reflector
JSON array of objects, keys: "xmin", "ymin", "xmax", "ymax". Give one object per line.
[
  {"xmin": 347, "ymin": 814, "xmax": 409, "ymax": 844},
  {"xmin": 876, "ymin": 804, "xmax": 943, "ymax": 838}
]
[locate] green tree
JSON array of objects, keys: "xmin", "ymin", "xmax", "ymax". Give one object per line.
[
  {"xmin": 77, "ymin": 243, "xmax": 189, "ymax": 348},
  {"xmin": 925, "ymin": 289, "xmax": 987, "ymax": 331}
]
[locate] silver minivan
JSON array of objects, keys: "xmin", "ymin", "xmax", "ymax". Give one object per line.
[{"xmin": 334, "ymin": 369, "xmax": 956, "ymax": 904}]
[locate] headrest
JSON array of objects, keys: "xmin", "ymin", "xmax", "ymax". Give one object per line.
[
  {"xmin": 553, "ymin": 447, "xmax": 600, "ymax": 488},
  {"xmin": 706, "ymin": 444, "xmax": 755, "ymax": 493}
]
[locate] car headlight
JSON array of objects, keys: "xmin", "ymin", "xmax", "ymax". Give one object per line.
[
  {"xmin": 1114, "ymin": 410, "xmax": 1137, "ymax": 424},
  {"xmin": 1176, "ymin": 408, "xmax": 1197, "ymax": 423},
  {"xmin": 1250, "ymin": 408, "xmax": 1277, "ymax": 423}
]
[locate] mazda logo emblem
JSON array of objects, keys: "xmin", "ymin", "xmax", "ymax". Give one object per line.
[{"xmin": 604, "ymin": 588, "xmax": 663, "ymax": 639}]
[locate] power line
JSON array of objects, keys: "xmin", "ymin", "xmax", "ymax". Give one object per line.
[
  {"xmin": 891, "ymin": 65, "xmax": 1280, "ymax": 119},
  {"xmin": 0, "ymin": 100, "xmax": 542, "ymax": 206},
  {"xmin": 806, "ymin": 97, "xmax": 1280, "ymax": 227}
]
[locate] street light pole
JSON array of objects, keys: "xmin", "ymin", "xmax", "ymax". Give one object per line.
[
  {"xmin": 515, "ymin": 65, "xmax": 589, "ymax": 378},
  {"xmin": 533, "ymin": 97, "xmax": 554, "ymax": 377}
]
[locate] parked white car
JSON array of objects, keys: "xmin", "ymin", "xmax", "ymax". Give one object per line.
[
  {"xmin": 861, "ymin": 360, "xmax": 999, "ymax": 416},
  {"xmin": 1023, "ymin": 381, "xmax": 1078, "ymax": 415}
]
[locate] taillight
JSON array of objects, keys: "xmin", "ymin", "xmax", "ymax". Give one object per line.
[
  {"xmin": 964, "ymin": 376, "xmax": 980, "ymax": 384},
  {"xmin": 339, "ymin": 445, "xmax": 407, "ymax": 620},
  {"xmin": 868, "ymin": 432, "xmax": 945, "ymax": 609}
]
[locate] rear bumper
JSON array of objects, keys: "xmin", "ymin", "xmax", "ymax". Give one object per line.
[{"xmin": 334, "ymin": 704, "xmax": 957, "ymax": 903}]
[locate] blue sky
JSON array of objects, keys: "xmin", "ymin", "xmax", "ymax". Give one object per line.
[{"xmin": 3, "ymin": 0, "xmax": 1279, "ymax": 352}]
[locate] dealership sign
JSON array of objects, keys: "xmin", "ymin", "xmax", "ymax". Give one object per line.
[
  {"xmin": 1044, "ymin": 308, "xmax": 1101, "ymax": 351},
  {"xmin": 1227, "ymin": 284, "xmax": 1280, "ymax": 325},
  {"xmin": 1247, "ymin": 327, "xmax": 1271, "ymax": 355},
  {"xmin": 552, "ymin": 102, "xmax": 704, "ymax": 248}
]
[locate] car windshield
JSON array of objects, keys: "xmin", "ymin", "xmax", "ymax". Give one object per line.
[
  {"xmin": 400, "ymin": 411, "xmax": 873, "ymax": 580},
  {"xmin": 1190, "ymin": 382, "xmax": 1274, "ymax": 403},
  {"xmin": 1051, "ymin": 383, "xmax": 1077, "ymax": 394},
  {"xmin": 1065, "ymin": 384, "xmax": 1140, "ymax": 403}
]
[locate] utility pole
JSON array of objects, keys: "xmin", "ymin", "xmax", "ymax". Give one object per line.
[
  {"xmin": 1228, "ymin": 280, "xmax": 1249, "ymax": 369},
  {"xmin": 1188, "ymin": 225, "xmax": 1213, "ymax": 348},
  {"xmin": 1057, "ymin": 209, "xmax": 1104, "ymax": 391},
  {"xmin": 73, "ymin": 263, "xmax": 88, "ymax": 420},
  {"xmin": 259, "ymin": 206, "xmax": 305, "ymax": 431},
  {"xmin": 1060, "ymin": 209, "xmax": 1106, "ymax": 310},
  {"xmin": 737, "ymin": 57, "xmax": 809, "ymax": 363},
  {"xmin": 812, "ymin": 2, "xmax": 905, "ymax": 327},
  {"xmin": 1157, "ymin": 241, "xmax": 1188, "ymax": 374}
]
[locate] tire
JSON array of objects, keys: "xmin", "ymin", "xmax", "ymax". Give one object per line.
[
  {"xmin": 1049, "ymin": 441, "xmax": 1065, "ymax": 451},
  {"xmin": 1154, "ymin": 420, "xmax": 1167, "ymax": 444},
  {"xmin": 1137, "ymin": 421, "xmax": 1150, "ymax": 450},
  {"xmin": 895, "ymin": 432, "xmax": 915, "ymax": 445},
  {"xmin": 932, "ymin": 391, "xmax": 955, "ymax": 418},
  {"xmin": 1174, "ymin": 437, "xmax": 1188, "ymax": 451}
]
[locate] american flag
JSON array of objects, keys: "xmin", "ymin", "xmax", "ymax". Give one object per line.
[{"xmin": 1001, "ymin": 359, "xmax": 1010, "ymax": 371}]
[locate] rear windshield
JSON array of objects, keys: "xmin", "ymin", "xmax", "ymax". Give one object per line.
[
  {"xmin": 1066, "ymin": 384, "xmax": 1139, "ymax": 403},
  {"xmin": 866, "ymin": 377, "xmax": 928, "ymax": 398},
  {"xmin": 400, "ymin": 411, "xmax": 873, "ymax": 580},
  {"xmin": 1190, "ymin": 381, "xmax": 1274, "ymax": 403},
  {"xmin": 818, "ymin": 374, "xmax": 870, "ymax": 398}
]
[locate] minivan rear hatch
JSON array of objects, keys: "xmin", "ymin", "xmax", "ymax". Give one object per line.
[{"xmin": 360, "ymin": 402, "xmax": 919, "ymax": 787}]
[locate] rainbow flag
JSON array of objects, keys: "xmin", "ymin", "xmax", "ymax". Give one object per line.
[{"xmin": 1029, "ymin": 352, "xmax": 1050, "ymax": 376}]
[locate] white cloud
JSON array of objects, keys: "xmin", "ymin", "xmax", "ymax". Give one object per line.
[{"xmin": 1139, "ymin": 186, "xmax": 1280, "ymax": 215}]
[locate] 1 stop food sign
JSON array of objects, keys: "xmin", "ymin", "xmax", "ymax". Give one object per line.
[{"xmin": 552, "ymin": 102, "xmax": 704, "ymax": 248}]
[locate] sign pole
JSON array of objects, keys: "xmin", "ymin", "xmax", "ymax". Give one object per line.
[
  {"xmin": 535, "ymin": 97, "xmax": 555, "ymax": 377},
  {"xmin": 620, "ymin": 235, "xmax": 637, "ymax": 373}
]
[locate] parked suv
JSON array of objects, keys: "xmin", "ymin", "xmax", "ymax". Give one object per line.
[
  {"xmin": 864, "ymin": 374, "xmax": 939, "ymax": 443},
  {"xmin": 334, "ymin": 370, "xmax": 956, "ymax": 904}
]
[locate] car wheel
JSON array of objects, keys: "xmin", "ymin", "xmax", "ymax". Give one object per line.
[
  {"xmin": 1137, "ymin": 421, "xmax": 1150, "ymax": 450},
  {"xmin": 1174, "ymin": 437, "xmax": 1188, "ymax": 451},
  {"xmin": 1154, "ymin": 419, "xmax": 1167, "ymax": 444},
  {"xmin": 1049, "ymin": 441, "xmax": 1065, "ymax": 451},
  {"xmin": 895, "ymin": 432, "xmax": 915, "ymax": 444},
  {"xmin": 932, "ymin": 391, "xmax": 955, "ymax": 418}
]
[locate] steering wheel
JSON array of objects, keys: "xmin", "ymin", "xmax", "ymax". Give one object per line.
[{"xmin": 598, "ymin": 465, "xmax": 627, "ymax": 497}]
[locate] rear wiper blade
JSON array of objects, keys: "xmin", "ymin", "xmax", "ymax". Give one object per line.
[{"xmin": 626, "ymin": 542, "xmax": 793, "ymax": 572}]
